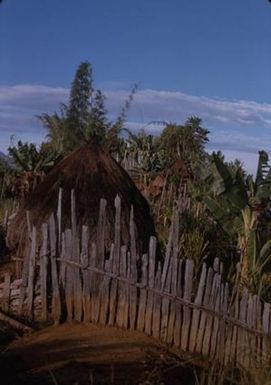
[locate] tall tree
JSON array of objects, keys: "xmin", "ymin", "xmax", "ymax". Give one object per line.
[
  {"xmin": 39, "ymin": 62, "xmax": 136, "ymax": 154},
  {"xmin": 87, "ymin": 90, "xmax": 108, "ymax": 142},
  {"xmin": 67, "ymin": 61, "xmax": 92, "ymax": 127},
  {"xmin": 185, "ymin": 116, "xmax": 209, "ymax": 157},
  {"xmin": 39, "ymin": 62, "xmax": 94, "ymax": 152},
  {"xmin": 66, "ymin": 61, "xmax": 93, "ymax": 146}
]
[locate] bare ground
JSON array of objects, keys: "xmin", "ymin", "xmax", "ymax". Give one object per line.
[{"xmin": 0, "ymin": 323, "xmax": 197, "ymax": 385}]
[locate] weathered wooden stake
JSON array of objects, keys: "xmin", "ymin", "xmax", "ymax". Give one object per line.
[
  {"xmin": 26, "ymin": 227, "xmax": 36, "ymax": 318},
  {"xmin": 49, "ymin": 215, "xmax": 61, "ymax": 324},
  {"xmin": 40, "ymin": 223, "xmax": 48, "ymax": 321}
]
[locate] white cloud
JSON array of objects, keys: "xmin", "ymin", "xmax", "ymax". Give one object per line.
[
  {"xmin": 0, "ymin": 85, "xmax": 68, "ymax": 107},
  {"xmin": 0, "ymin": 84, "xmax": 271, "ymax": 174},
  {"xmin": 208, "ymin": 130, "xmax": 271, "ymax": 154},
  {"xmin": 105, "ymin": 89, "xmax": 271, "ymax": 129}
]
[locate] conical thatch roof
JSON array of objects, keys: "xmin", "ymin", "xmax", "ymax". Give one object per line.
[{"xmin": 7, "ymin": 144, "xmax": 156, "ymax": 256}]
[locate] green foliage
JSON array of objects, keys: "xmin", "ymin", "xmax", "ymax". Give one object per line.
[
  {"xmin": 202, "ymin": 150, "xmax": 271, "ymax": 231},
  {"xmin": 67, "ymin": 61, "xmax": 92, "ymax": 132},
  {"xmin": 8, "ymin": 140, "xmax": 60, "ymax": 174},
  {"xmin": 192, "ymin": 150, "xmax": 271, "ymax": 299},
  {"xmin": 186, "ymin": 116, "xmax": 210, "ymax": 157},
  {"xmin": 251, "ymin": 150, "xmax": 271, "ymax": 205},
  {"xmin": 123, "ymin": 128, "xmax": 166, "ymax": 172},
  {"xmin": 62, "ymin": 61, "xmax": 98, "ymax": 149},
  {"xmin": 0, "ymin": 158, "xmax": 14, "ymax": 202},
  {"xmin": 88, "ymin": 90, "xmax": 108, "ymax": 140},
  {"xmin": 8, "ymin": 141, "xmax": 39, "ymax": 172},
  {"xmin": 0, "ymin": 157, "xmax": 10, "ymax": 177},
  {"xmin": 157, "ymin": 116, "xmax": 209, "ymax": 173},
  {"xmin": 39, "ymin": 104, "xmax": 68, "ymax": 153},
  {"xmin": 179, "ymin": 229, "xmax": 208, "ymax": 271},
  {"xmin": 39, "ymin": 62, "xmax": 137, "ymax": 154}
]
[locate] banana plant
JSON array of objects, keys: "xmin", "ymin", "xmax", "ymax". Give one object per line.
[
  {"xmin": 241, "ymin": 212, "xmax": 271, "ymax": 299},
  {"xmin": 8, "ymin": 141, "xmax": 61, "ymax": 199},
  {"xmin": 123, "ymin": 128, "xmax": 166, "ymax": 172},
  {"xmin": 196, "ymin": 151, "xmax": 271, "ymax": 298},
  {"xmin": 8, "ymin": 141, "xmax": 61, "ymax": 173}
]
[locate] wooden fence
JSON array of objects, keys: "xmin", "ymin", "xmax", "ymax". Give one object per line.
[{"xmin": 0, "ymin": 193, "xmax": 271, "ymax": 369}]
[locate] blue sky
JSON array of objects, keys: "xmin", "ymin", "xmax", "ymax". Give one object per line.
[{"xmin": 1, "ymin": 0, "xmax": 271, "ymax": 173}]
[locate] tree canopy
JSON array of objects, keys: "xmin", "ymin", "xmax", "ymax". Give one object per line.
[{"xmin": 39, "ymin": 61, "xmax": 137, "ymax": 154}]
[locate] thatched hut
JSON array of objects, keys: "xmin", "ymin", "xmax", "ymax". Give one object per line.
[{"xmin": 7, "ymin": 144, "xmax": 157, "ymax": 256}]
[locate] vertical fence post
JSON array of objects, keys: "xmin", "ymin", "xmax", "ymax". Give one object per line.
[
  {"xmin": 152, "ymin": 262, "xmax": 162, "ymax": 338},
  {"xmin": 57, "ymin": 187, "xmax": 63, "ymax": 254},
  {"xmin": 189, "ymin": 263, "xmax": 207, "ymax": 352},
  {"xmin": 49, "ymin": 214, "xmax": 61, "ymax": 324},
  {"xmin": 81, "ymin": 225, "xmax": 90, "ymax": 323},
  {"xmin": 137, "ymin": 253, "xmax": 148, "ymax": 332},
  {"xmin": 26, "ymin": 227, "xmax": 36, "ymax": 318},
  {"xmin": 65, "ymin": 229, "xmax": 74, "ymax": 322},
  {"xmin": 129, "ymin": 205, "xmax": 138, "ymax": 330},
  {"xmin": 145, "ymin": 236, "xmax": 156, "ymax": 335},
  {"xmin": 180, "ymin": 259, "xmax": 194, "ymax": 351},
  {"xmin": 108, "ymin": 196, "xmax": 121, "ymax": 326},
  {"xmin": 2, "ymin": 272, "xmax": 11, "ymax": 312},
  {"xmin": 40, "ymin": 223, "xmax": 48, "ymax": 321},
  {"xmin": 167, "ymin": 210, "xmax": 179, "ymax": 344}
]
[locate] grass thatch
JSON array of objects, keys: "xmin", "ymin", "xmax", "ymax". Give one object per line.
[{"xmin": 7, "ymin": 143, "xmax": 156, "ymax": 256}]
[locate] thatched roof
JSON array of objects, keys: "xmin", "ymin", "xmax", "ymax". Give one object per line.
[{"xmin": 7, "ymin": 144, "xmax": 156, "ymax": 255}]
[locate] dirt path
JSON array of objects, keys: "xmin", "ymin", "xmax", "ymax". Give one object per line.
[{"xmin": 0, "ymin": 323, "xmax": 196, "ymax": 385}]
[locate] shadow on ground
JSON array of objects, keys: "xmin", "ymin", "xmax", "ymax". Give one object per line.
[{"xmin": 0, "ymin": 323, "xmax": 198, "ymax": 385}]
